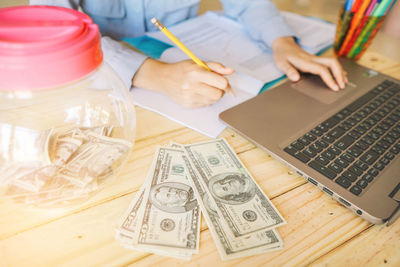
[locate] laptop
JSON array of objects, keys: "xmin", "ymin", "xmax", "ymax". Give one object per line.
[{"xmin": 219, "ymin": 58, "xmax": 400, "ymax": 225}]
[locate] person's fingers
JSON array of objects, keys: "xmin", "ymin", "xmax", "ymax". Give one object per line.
[
  {"xmin": 181, "ymin": 91, "xmax": 222, "ymax": 108},
  {"xmin": 290, "ymin": 57, "xmax": 339, "ymax": 91},
  {"xmin": 275, "ymin": 57, "xmax": 300, "ymax": 81},
  {"xmin": 313, "ymin": 57, "xmax": 346, "ymax": 89},
  {"xmin": 193, "ymin": 82, "xmax": 225, "ymax": 101},
  {"xmin": 206, "ymin": 62, "xmax": 235, "ymax": 75},
  {"xmin": 189, "ymin": 68, "xmax": 230, "ymax": 92}
]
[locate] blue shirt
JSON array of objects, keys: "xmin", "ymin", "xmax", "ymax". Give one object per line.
[{"xmin": 31, "ymin": 0, "xmax": 295, "ymax": 88}]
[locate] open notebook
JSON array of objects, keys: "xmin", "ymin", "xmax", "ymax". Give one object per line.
[{"xmin": 124, "ymin": 12, "xmax": 336, "ymax": 138}]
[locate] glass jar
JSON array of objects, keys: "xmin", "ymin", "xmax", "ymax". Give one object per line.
[{"xmin": 0, "ymin": 6, "xmax": 136, "ymax": 206}]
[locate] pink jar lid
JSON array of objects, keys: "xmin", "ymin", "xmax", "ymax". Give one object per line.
[{"xmin": 0, "ymin": 6, "xmax": 103, "ymax": 90}]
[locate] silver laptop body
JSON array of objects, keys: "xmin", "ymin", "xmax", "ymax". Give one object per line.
[{"xmin": 220, "ymin": 58, "xmax": 400, "ymax": 224}]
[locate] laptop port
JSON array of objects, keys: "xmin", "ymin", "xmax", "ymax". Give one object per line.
[
  {"xmin": 307, "ymin": 177, "xmax": 318, "ymax": 186},
  {"xmin": 323, "ymin": 187, "xmax": 333, "ymax": 196},
  {"xmin": 339, "ymin": 197, "xmax": 351, "ymax": 207}
]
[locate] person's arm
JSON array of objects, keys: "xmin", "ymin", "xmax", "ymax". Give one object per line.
[
  {"xmin": 30, "ymin": 0, "xmax": 233, "ymax": 108},
  {"xmin": 220, "ymin": 0, "xmax": 347, "ymax": 91}
]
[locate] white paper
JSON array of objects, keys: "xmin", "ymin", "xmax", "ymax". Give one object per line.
[{"xmin": 131, "ymin": 12, "xmax": 335, "ymax": 138}]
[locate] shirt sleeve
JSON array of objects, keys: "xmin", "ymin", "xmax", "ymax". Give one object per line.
[
  {"xmin": 220, "ymin": 0, "xmax": 296, "ymax": 48},
  {"xmin": 101, "ymin": 37, "xmax": 148, "ymax": 89}
]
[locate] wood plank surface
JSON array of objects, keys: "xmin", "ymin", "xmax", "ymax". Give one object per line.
[{"xmin": 1, "ymin": 19, "xmax": 400, "ymax": 267}]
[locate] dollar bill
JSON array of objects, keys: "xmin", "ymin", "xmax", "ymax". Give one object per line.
[
  {"xmin": 56, "ymin": 132, "xmax": 132, "ymax": 187},
  {"xmin": 131, "ymin": 146, "xmax": 201, "ymax": 255},
  {"xmin": 117, "ymin": 175, "xmax": 193, "ymax": 260},
  {"xmin": 183, "ymin": 139, "xmax": 285, "ymax": 237},
  {"xmin": 181, "ymin": 148, "xmax": 282, "ymax": 260}
]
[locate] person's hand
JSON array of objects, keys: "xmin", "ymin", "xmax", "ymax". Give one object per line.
[
  {"xmin": 272, "ymin": 36, "xmax": 348, "ymax": 91},
  {"xmin": 132, "ymin": 59, "xmax": 234, "ymax": 108}
]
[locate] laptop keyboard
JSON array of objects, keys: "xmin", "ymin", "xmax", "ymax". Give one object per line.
[{"xmin": 284, "ymin": 80, "xmax": 400, "ymax": 196}]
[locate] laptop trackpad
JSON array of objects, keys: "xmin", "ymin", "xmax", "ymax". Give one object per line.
[{"xmin": 291, "ymin": 74, "xmax": 356, "ymax": 105}]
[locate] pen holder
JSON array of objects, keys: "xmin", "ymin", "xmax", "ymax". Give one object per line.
[{"xmin": 334, "ymin": 1, "xmax": 390, "ymax": 60}]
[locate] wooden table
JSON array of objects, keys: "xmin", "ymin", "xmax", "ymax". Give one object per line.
[
  {"xmin": 1, "ymin": 1, "xmax": 400, "ymax": 263},
  {"xmin": 1, "ymin": 50, "xmax": 399, "ymax": 267}
]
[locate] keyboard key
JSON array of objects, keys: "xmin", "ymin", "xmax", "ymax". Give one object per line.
[
  {"xmin": 359, "ymin": 122, "xmax": 372, "ymax": 131},
  {"xmin": 379, "ymin": 157, "xmax": 390, "ymax": 165},
  {"xmin": 362, "ymin": 173, "xmax": 374, "ymax": 182},
  {"xmin": 383, "ymin": 118, "xmax": 396, "ymax": 127},
  {"xmin": 322, "ymin": 135, "xmax": 335, "ymax": 144},
  {"xmin": 340, "ymin": 109, "xmax": 351, "ymax": 117},
  {"xmin": 346, "ymin": 118, "xmax": 358, "ymax": 126},
  {"xmin": 298, "ymin": 137, "xmax": 310, "ymax": 146},
  {"xmin": 372, "ymin": 145, "xmax": 385, "ymax": 155},
  {"xmin": 376, "ymin": 122, "xmax": 390, "ymax": 134},
  {"xmin": 342, "ymin": 153, "xmax": 355, "ymax": 163},
  {"xmin": 368, "ymin": 168, "xmax": 379, "ymax": 177},
  {"xmin": 356, "ymin": 110, "xmax": 368, "ymax": 119},
  {"xmin": 390, "ymin": 145, "xmax": 400, "ymax": 154},
  {"xmin": 355, "ymin": 140, "xmax": 369, "ymax": 150},
  {"xmin": 284, "ymin": 145, "xmax": 298, "ymax": 155},
  {"xmin": 360, "ymin": 150, "xmax": 379, "ymax": 165},
  {"xmin": 329, "ymin": 127, "xmax": 345, "ymax": 139},
  {"xmin": 354, "ymin": 125, "xmax": 367, "ymax": 135},
  {"xmin": 383, "ymin": 135, "xmax": 395, "ymax": 144},
  {"xmin": 348, "ymin": 165, "xmax": 364, "ymax": 176},
  {"xmin": 322, "ymin": 150, "xmax": 335, "ymax": 160},
  {"xmin": 347, "ymin": 146, "xmax": 363, "ymax": 158},
  {"xmin": 328, "ymin": 162, "xmax": 343, "ymax": 173},
  {"xmin": 285, "ymin": 146, "xmax": 310, "ymax": 163},
  {"xmin": 291, "ymin": 141, "xmax": 304, "ymax": 150},
  {"xmin": 315, "ymin": 155, "xmax": 330, "ymax": 166},
  {"xmin": 335, "ymin": 135, "xmax": 355, "ymax": 150},
  {"xmin": 361, "ymin": 135, "xmax": 375, "ymax": 145},
  {"xmin": 389, "ymin": 113, "xmax": 400, "ymax": 121},
  {"xmin": 376, "ymin": 140, "xmax": 390, "ymax": 149},
  {"xmin": 367, "ymin": 131, "xmax": 380, "ymax": 140},
  {"xmin": 336, "ymin": 176, "xmax": 352, "ymax": 189},
  {"xmin": 328, "ymin": 146, "xmax": 341, "ymax": 156},
  {"xmin": 304, "ymin": 132, "xmax": 317, "ymax": 142},
  {"xmin": 373, "ymin": 162, "xmax": 385, "ymax": 171},
  {"xmin": 308, "ymin": 160, "xmax": 337, "ymax": 180},
  {"xmin": 346, "ymin": 91, "xmax": 376, "ymax": 112},
  {"xmin": 364, "ymin": 118, "xmax": 376, "ymax": 127},
  {"xmin": 339, "ymin": 122, "xmax": 352, "ymax": 131},
  {"xmin": 385, "ymin": 152, "xmax": 395, "ymax": 160},
  {"xmin": 350, "ymin": 185, "xmax": 362, "ymax": 196},
  {"xmin": 356, "ymin": 179, "xmax": 368, "ymax": 189},
  {"xmin": 316, "ymin": 124, "xmax": 329, "ymax": 133},
  {"xmin": 355, "ymin": 160, "xmax": 369, "ymax": 171},
  {"xmin": 316, "ymin": 139, "xmax": 329, "ymax": 148},
  {"xmin": 388, "ymin": 130, "xmax": 400, "ymax": 139},
  {"xmin": 349, "ymin": 130, "xmax": 362, "ymax": 140},
  {"xmin": 311, "ymin": 143, "xmax": 323, "ymax": 153},
  {"xmin": 342, "ymin": 170, "xmax": 358, "ymax": 182},
  {"xmin": 335, "ymin": 158, "xmax": 349, "ymax": 168},
  {"xmin": 311, "ymin": 128, "xmax": 323, "ymax": 137},
  {"xmin": 322, "ymin": 116, "xmax": 340, "ymax": 129},
  {"xmin": 303, "ymin": 147, "xmax": 317, "ymax": 158}
]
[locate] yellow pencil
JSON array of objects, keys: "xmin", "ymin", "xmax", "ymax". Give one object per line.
[{"xmin": 151, "ymin": 17, "xmax": 211, "ymax": 71}]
